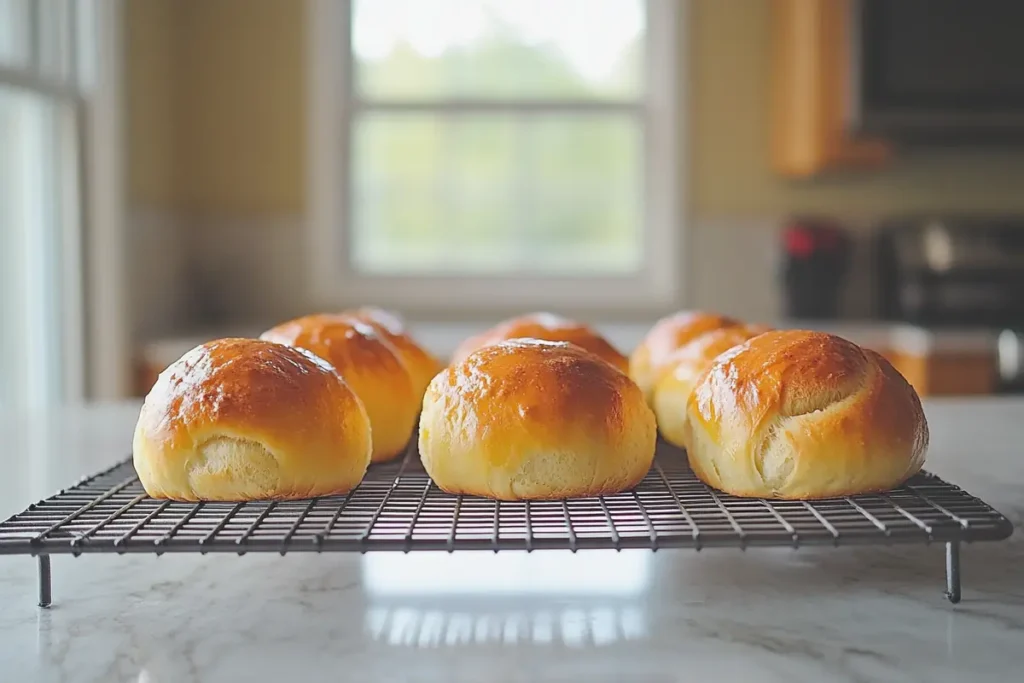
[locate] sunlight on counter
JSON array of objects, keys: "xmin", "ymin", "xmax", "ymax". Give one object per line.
[
  {"xmin": 364, "ymin": 605, "xmax": 648, "ymax": 648},
  {"xmin": 361, "ymin": 549, "xmax": 652, "ymax": 596}
]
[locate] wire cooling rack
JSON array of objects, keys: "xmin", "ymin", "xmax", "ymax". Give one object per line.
[{"xmin": 0, "ymin": 441, "xmax": 1013, "ymax": 606}]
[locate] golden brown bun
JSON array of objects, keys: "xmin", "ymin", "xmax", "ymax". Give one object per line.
[
  {"xmin": 344, "ymin": 306, "xmax": 443, "ymax": 399},
  {"xmin": 261, "ymin": 314, "xmax": 418, "ymax": 463},
  {"xmin": 653, "ymin": 324, "xmax": 771, "ymax": 448},
  {"xmin": 132, "ymin": 338, "xmax": 372, "ymax": 501},
  {"xmin": 450, "ymin": 312, "xmax": 628, "ymax": 373},
  {"xmin": 684, "ymin": 330, "xmax": 929, "ymax": 499},
  {"xmin": 630, "ymin": 311, "xmax": 741, "ymax": 403},
  {"xmin": 420, "ymin": 339, "xmax": 657, "ymax": 500}
]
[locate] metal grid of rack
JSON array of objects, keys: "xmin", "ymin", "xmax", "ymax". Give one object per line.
[{"xmin": 0, "ymin": 442, "xmax": 1013, "ymax": 606}]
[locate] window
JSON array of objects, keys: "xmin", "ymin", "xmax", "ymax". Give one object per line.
[
  {"xmin": 0, "ymin": 0, "xmax": 125, "ymax": 407},
  {"xmin": 308, "ymin": 0, "xmax": 683, "ymax": 311},
  {"xmin": 0, "ymin": 85, "xmax": 78, "ymax": 409}
]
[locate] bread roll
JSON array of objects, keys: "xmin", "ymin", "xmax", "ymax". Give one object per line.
[
  {"xmin": 420, "ymin": 339, "xmax": 656, "ymax": 500},
  {"xmin": 132, "ymin": 338, "xmax": 372, "ymax": 501},
  {"xmin": 685, "ymin": 330, "xmax": 929, "ymax": 499},
  {"xmin": 261, "ymin": 314, "xmax": 418, "ymax": 463},
  {"xmin": 450, "ymin": 312, "xmax": 628, "ymax": 373},
  {"xmin": 653, "ymin": 324, "xmax": 771, "ymax": 448},
  {"xmin": 630, "ymin": 311, "xmax": 741, "ymax": 403},
  {"xmin": 345, "ymin": 306, "xmax": 442, "ymax": 399}
]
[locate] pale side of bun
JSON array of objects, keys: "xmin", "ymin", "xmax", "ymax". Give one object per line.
[
  {"xmin": 653, "ymin": 324, "xmax": 771, "ymax": 448},
  {"xmin": 344, "ymin": 307, "xmax": 443, "ymax": 400},
  {"xmin": 684, "ymin": 330, "xmax": 929, "ymax": 500},
  {"xmin": 629, "ymin": 311, "xmax": 741, "ymax": 403},
  {"xmin": 420, "ymin": 339, "xmax": 656, "ymax": 500},
  {"xmin": 133, "ymin": 338, "xmax": 372, "ymax": 501},
  {"xmin": 261, "ymin": 314, "xmax": 418, "ymax": 463},
  {"xmin": 450, "ymin": 312, "xmax": 628, "ymax": 373}
]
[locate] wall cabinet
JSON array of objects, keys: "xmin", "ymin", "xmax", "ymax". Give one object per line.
[{"xmin": 770, "ymin": 0, "xmax": 891, "ymax": 177}]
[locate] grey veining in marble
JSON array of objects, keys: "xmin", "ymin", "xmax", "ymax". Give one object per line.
[{"xmin": 1, "ymin": 399, "xmax": 1022, "ymax": 683}]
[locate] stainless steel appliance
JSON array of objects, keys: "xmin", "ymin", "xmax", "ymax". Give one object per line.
[
  {"xmin": 997, "ymin": 329, "xmax": 1024, "ymax": 393},
  {"xmin": 874, "ymin": 217, "xmax": 1024, "ymax": 392},
  {"xmin": 876, "ymin": 218, "xmax": 1024, "ymax": 326}
]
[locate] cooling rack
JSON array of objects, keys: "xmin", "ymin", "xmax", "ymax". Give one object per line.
[{"xmin": 0, "ymin": 442, "xmax": 1013, "ymax": 607}]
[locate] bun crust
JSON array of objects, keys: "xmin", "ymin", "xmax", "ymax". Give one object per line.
[
  {"xmin": 653, "ymin": 324, "xmax": 770, "ymax": 448},
  {"xmin": 132, "ymin": 338, "xmax": 372, "ymax": 501},
  {"xmin": 630, "ymin": 311, "xmax": 741, "ymax": 402},
  {"xmin": 261, "ymin": 314, "xmax": 418, "ymax": 463},
  {"xmin": 420, "ymin": 339, "xmax": 657, "ymax": 500},
  {"xmin": 685, "ymin": 330, "xmax": 929, "ymax": 499},
  {"xmin": 451, "ymin": 313, "xmax": 628, "ymax": 373},
  {"xmin": 345, "ymin": 307, "xmax": 442, "ymax": 399}
]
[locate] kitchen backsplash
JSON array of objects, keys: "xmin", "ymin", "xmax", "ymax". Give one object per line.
[{"xmin": 128, "ymin": 208, "xmax": 891, "ymax": 340}]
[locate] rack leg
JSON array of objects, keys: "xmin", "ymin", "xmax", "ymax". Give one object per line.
[
  {"xmin": 38, "ymin": 556, "xmax": 52, "ymax": 608},
  {"xmin": 945, "ymin": 541, "xmax": 961, "ymax": 604}
]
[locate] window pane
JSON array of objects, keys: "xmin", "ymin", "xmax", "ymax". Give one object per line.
[
  {"xmin": 74, "ymin": 0, "xmax": 98, "ymax": 90},
  {"xmin": 36, "ymin": 0, "xmax": 75, "ymax": 84},
  {"xmin": 0, "ymin": 0, "xmax": 31, "ymax": 69},
  {"xmin": 350, "ymin": 113, "xmax": 643, "ymax": 275},
  {"xmin": 0, "ymin": 86, "xmax": 74, "ymax": 409},
  {"xmin": 353, "ymin": 0, "xmax": 645, "ymax": 100}
]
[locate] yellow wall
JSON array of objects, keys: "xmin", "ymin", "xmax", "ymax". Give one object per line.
[
  {"xmin": 127, "ymin": 0, "xmax": 1024, "ymax": 217},
  {"xmin": 126, "ymin": 0, "xmax": 304, "ymax": 214},
  {"xmin": 126, "ymin": 0, "xmax": 178, "ymax": 209},
  {"xmin": 176, "ymin": 0, "xmax": 305, "ymax": 213},
  {"xmin": 689, "ymin": 0, "xmax": 1024, "ymax": 216}
]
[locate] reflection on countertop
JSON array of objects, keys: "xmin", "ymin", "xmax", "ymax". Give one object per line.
[
  {"xmin": 361, "ymin": 550, "xmax": 652, "ymax": 597},
  {"xmin": 363, "ymin": 603, "xmax": 649, "ymax": 649}
]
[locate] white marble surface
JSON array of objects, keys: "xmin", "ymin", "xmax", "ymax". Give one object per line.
[{"xmin": 1, "ymin": 399, "xmax": 1022, "ymax": 683}]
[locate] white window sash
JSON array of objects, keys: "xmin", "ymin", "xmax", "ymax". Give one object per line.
[
  {"xmin": 81, "ymin": 0, "xmax": 128, "ymax": 400},
  {"xmin": 0, "ymin": 0, "xmax": 127, "ymax": 404},
  {"xmin": 1, "ymin": 0, "xmax": 82, "ymax": 407},
  {"xmin": 0, "ymin": 64, "xmax": 79, "ymax": 99},
  {"xmin": 306, "ymin": 0, "xmax": 686, "ymax": 313}
]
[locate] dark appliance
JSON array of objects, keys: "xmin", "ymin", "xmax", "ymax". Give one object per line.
[
  {"xmin": 850, "ymin": 0, "xmax": 1024, "ymax": 143},
  {"xmin": 780, "ymin": 219, "xmax": 852, "ymax": 320},
  {"xmin": 875, "ymin": 218, "xmax": 1024, "ymax": 327},
  {"xmin": 875, "ymin": 218, "xmax": 1024, "ymax": 393}
]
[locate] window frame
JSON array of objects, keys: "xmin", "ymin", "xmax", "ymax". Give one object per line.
[
  {"xmin": 306, "ymin": 0, "xmax": 686, "ymax": 313},
  {"xmin": 0, "ymin": 0, "xmax": 128, "ymax": 403}
]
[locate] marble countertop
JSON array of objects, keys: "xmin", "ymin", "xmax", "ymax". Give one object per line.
[{"xmin": 1, "ymin": 399, "xmax": 1022, "ymax": 683}]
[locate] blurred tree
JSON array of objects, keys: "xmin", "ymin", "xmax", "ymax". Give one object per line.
[{"xmin": 351, "ymin": 13, "xmax": 643, "ymax": 274}]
